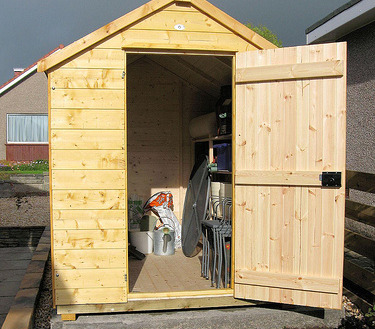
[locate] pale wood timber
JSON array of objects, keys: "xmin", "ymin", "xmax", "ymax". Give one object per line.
[
  {"xmin": 56, "ymin": 287, "xmax": 126, "ymax": 305},
  {"xmin": 236, "ymin": 60, "xmax": 344, "ymax": 83},
  {"xmin": 51, "ymin": 150, "xmax": 126, "ymax": 170},
  {"xmin": 52, "ymin": 170, "xmax": 126, "ymax": 190},
  {"xmin": 234, "ymin": 43, "xmax": 346, "ymax": 309},
  {"xmin": 37, "ymin": 0, "xmax": 176, "ymax": 71},
  {"xmin": 121, "ymin": 30, "xmax": 256, "ymax": 52},
  {"xmin": 54, "ymin": 249, "xmax": 126, "ymax": 270},
  {"xmin": 37, "ymin": 0, "xmax": 275, "ymax": 72},
  {"xmin": 54, "ymin": 229, "xmax": 126, "ymax": 249},
  {"xmin": 129, "ymin": 250, "xmax": 215, "ymax": 293},
  {"xmin": 52, "ymin": 190, "xmax": 126, "ymax": 210},
  {"xmin": 189, "ymin": 0, "xmax": 276, "ymax": 50},
  {"xmin": 55, "ymin": 269, "xmax": 126, "ymax": 289},
  {"xmin": 53, "ymin": 210, "xmax": 126, "ymax": 229},
  {"xmin": 235, "ymin": 269, "xmax": 340, "ymax": 294},
  {"xmin": 51, "ymin": 89, "xmax": 124, "ymax": 109},
  {"xmin": 57, "ymin": 295, "xmax": 257, "ymax": 315},
  {"xmin": 51, "ymin": 109, "xmax": 125, "ymax": 130},
  {"xmin": 59, "ymin": 49, "xmax": 124, "ymax": 70},
  {"xmin": 235, "ymin": 170, "xmax": 322, "ymax": 186},
  {"xmin": 50, "ymin": 69, "xmax": 124, "ymax": 89},
  {"xmin": 48, "ymin": 71, "xmax": 56, "ymax": 308},
  {"xmin": 51, "ymin": 130, "xmax": 125, "ymax": 150},
  {"xmin": 61, "ymin": 314, "xmax": 76, "ymax": 321}
]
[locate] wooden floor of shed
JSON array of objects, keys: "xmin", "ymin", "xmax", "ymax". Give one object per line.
[{"xmin": 129, "ymin": 250, "xmax": 215, "ymax": 293}]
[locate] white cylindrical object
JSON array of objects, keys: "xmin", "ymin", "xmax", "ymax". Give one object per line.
[
  {"xmin": 189, "ymin": 112, "xmax": 217, "ymax": 139},
  {"xmin": 220, "ymin": 183, "xmax": 232, "ymax": 219},
  {"xmin": 129, "ymin": 230, "xmax": 154, "ymax": 254},
  {"xmin": 211, "ymin": 182, "xmax": 221, "ymax": 217}
]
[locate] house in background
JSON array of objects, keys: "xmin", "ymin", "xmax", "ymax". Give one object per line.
[
  {"xmin": 0, "ymin": 45, "xmax": 64, "ymax": 161},
  {"xmin": 306, "ymin": 0, "xmax": 375, "ymax": 175}
]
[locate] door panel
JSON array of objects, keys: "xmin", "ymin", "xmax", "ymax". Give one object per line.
[{"xmin": 234, "ymin": 43, "xmax": 346, "ymax": 309}]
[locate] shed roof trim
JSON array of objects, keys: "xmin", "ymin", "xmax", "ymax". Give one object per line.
[{"xmin": 37, "ymin": 0, "xmax": 276, "ymax": 72}]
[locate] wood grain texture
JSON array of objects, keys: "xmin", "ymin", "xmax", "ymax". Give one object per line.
[
  {"xmin": 38, "ymin": 0, "xmax": 274, "ymax": 72},
  {"xmin": 51, "ymin": 150, "xmax": 126, "ymax": 170},
  {"xmin": 51, "ymin": 109, "xmax": 125, "ymax": 130},
  {"xmin": 235, "ymin": 269, "xmax": 340, "ymax": 294},
  {"xmin": 54, "ymin": 249, "xmax": 126, "ymax": 269},
  {"xmin": 236, "ymin": 60, "xmax": 344, "ymax": 83},
  {"xmin": 52, "ymin": 170, "xmax": 125, "ymax": 189},
  {"xmin": 56, "ymin": 287, "xmax": 126, "ymax": 305},
  {"xmin": 52, "ymin": 190, "xmax": 126, "ymax": 210},
  {"xmin": 55, "ymin": 269, "xmax": 126, "ymax": 289},
  {"xmin": 51, "ymin": 69, "xmax": 124, "ymax": 89},
  {"xmin": 54, "ymin": 229, "xmax": 126, "ymax": 249},
  {"xmin": 51, "ymin": 130, "xmax": 125, "ymax": 150},
  {"xmin": 234, "ymin": 43, "xmax": 346, "ymax": 309},
  {"xmin": 53, "ymin": 210, "xmax": 126, "ymax": 230},
  {"xmin": 51, "ymin": 89, "xmax": 124, "ymax": 109},
  {"xmin": 235, "ymin": 170, "xmax": 321, "ymax": 186}
]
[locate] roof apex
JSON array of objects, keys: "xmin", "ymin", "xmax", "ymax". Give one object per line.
[{"xmin": 38, "ymin": 0, "xmax": 276, "ymax": 72}]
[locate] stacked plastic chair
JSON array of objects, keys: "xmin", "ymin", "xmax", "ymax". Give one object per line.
[{"xmin": 201, "ymin": 194, "xmax": 232, "ymax": 288}]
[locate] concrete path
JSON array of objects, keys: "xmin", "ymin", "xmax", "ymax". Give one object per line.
[
  {"xmin": 51, "ymin": 304, "xmax": 344, "ymax": 329},
  {"xmin": 0, "ymin": 247, "xmax": 35, "ymax": 327}
]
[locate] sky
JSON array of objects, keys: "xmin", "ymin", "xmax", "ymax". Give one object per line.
[{"xmin": 0, "ymin": 0, "xmax": 348, "ymax": 84}]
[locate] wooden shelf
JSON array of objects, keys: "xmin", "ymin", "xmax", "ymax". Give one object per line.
[
  {"xmin": 213, "ymin": 170, "xmax": 232, "ymax": 175},
  {"xmin": 192, "ymin": 134, "xmax": 232, "ymax": 143}
]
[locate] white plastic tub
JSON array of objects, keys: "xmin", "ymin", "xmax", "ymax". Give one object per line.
[{"xmin": 129, "ymin": 230, "xmax": 154, "ymax": 254}]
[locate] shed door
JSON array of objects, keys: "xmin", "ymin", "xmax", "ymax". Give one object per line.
[{"xmin": 234, "ymin": 43, "xmax": 346, "ymax": 309}]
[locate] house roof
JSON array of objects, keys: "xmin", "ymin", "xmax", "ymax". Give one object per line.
[
  {"xmin": 37, "ymin": 0, "xmax": 276, "ymax": 72},
  {"xmin": 306, "ymin": 0, "xmax": 375, "ymax": 44},
  {"xmin": 0, "ymin": 45, "xmax": 64, "ymax": 95}
]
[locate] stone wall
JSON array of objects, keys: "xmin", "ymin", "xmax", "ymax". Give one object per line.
[
  {"xmin": 0, "ymin": 226, "xmax": 45, "ymax": 247},
  {"xmin": 0, "ymin": 173, "xmax": 49, "ymax": 198}
]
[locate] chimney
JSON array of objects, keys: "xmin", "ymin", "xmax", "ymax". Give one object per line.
[{"xmin": 13, "ymin": 68, "xmax": 24, "ymax": 78}]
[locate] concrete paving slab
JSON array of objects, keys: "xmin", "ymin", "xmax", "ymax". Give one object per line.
[
  {"xmin": 0, "ymin": 270, "xmax": 25, "ymax": 282},
  {"xmin": 0, "ymin": 314, "xmax": 7, "ymax": 327},
  {"xmin": 2, "ymin": 260, "xmax": 31, "ymax": 270},
  {"xmin": 0, "ymin": 281, "xmax": 20, "ymax": 297},
  {"xmin": 0, "ymin": 297, "xmax": 14, "ymax": 313},
  {"xmin": 51, "ymin": 305, "xmax": 344, "ymax": 329}
]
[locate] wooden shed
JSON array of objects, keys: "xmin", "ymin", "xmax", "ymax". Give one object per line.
[{"xmin": 37, "ymin": 0, "xmax": 347, "ymax": 320}]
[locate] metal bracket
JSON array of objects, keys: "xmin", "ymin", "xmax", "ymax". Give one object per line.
[{"xmin": 320, "ymin": 172, "xmax": 341, "ymax": 187}]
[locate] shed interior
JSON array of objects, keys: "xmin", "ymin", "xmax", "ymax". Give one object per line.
[{"xmin": 126, "ymin": 53, "xmax": 233, "ymax": 293}]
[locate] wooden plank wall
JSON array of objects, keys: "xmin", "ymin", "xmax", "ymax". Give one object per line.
[
  {"xmin": 49, "ymin": 48, "xmax": 127, "ymax": 306},
  {"xmin": 127, "ymin": 57, "xmax": 214, "ymax": 220},
  {"xmin": 234, "ymin": 43, "xmax": 346, "ymax": 309},
  {"xmin": 97, "ymin": 3, "xmax": 257, "ymax": 52}
]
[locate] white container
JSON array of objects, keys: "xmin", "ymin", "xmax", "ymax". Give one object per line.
[
  {"xmin": 219, "ymin": 183, "xmax": 232, "ymax": 219},
  {"xmin": 129, "ymin": 230, "xmax": 154, "ymax": 254}
]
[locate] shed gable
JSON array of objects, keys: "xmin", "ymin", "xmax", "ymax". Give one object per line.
[{"xmin": 38, "ymin": 0, "xmax": 276, "ymax": 72}]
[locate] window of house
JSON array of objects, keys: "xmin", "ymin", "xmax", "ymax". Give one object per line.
[{"xmin": 7, "ymin": 114, "xmax": 48, "ymax": 143}]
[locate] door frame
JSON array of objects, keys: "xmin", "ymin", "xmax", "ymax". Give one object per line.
[{"xmin": 123, "ymin": 48, "xmax": 237, "ymax": 299}]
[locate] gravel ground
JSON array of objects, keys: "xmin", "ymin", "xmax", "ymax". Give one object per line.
[
  {"xmin": 34, "ymin": 255, "xmax": 52, "ymax": 329},
  {"xmin": 0, "ymin": 195, "xmax": 50, "ymax": 227}
]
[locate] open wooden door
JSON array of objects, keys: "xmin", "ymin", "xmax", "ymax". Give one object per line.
[{"xmin": 234, "ymin": 43, "xmax": 346, "ymax": 309}]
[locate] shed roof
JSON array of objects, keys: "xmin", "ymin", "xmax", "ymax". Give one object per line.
[{"xmin": 37, "ymin": 0, "xmax": 276, "ymax": 72}]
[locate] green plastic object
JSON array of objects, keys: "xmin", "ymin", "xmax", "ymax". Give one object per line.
[{"xmin": 140, "ymin": 215, "xmax": 158, "ymax": 232}]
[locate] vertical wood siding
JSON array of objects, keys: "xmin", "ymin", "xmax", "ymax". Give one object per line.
[{"xmin": 234, "ymin": 43, "xmax": 346, "ymax": 309}]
